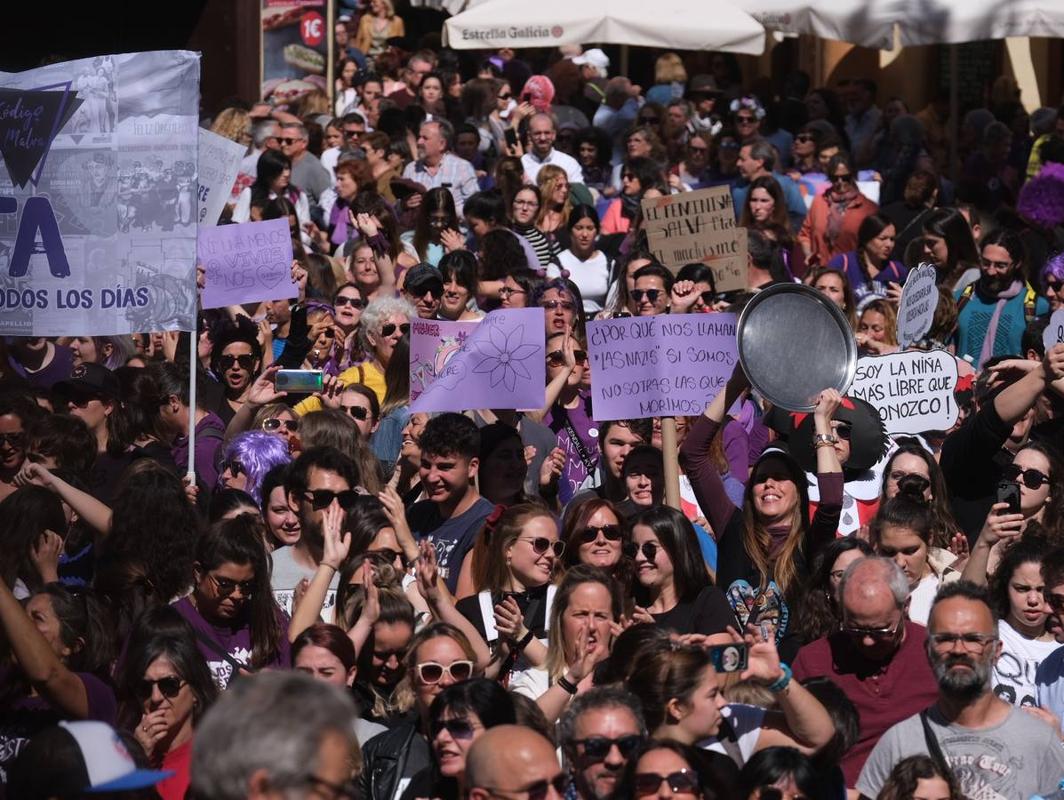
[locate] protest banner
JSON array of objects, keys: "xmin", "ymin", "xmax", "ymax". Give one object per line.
[
  {"xmin": 197, "ymin": 128, "xmax": 245, "ymax": 226},
  {"xmin": 897, "ymin": 263, "xmax": 939, "ymax": 348},
  {"xmin": 1043, "ymin": 308, "xmax": 1064, "ymax": 352},
  {"xmin": 641, "ymin": 187, "xmax": 747, "ymax": 293},
  {"xmin": 587, "ymin": 313, "xmax": 739, "ymax": 421},
  {"xmin": 0, "ymin": 51, "xmax": 200, "ymax": 337},
  {"xmin": 409, "ymin": 308, "xmax": 546, "ymax": 413},
  {"xmin": 198, "ymin": 218, "xmax": 297, "ymax": 309},
  {"xmin": 849, "ymin": 350, "xmax": 959, "ymax": 434}
]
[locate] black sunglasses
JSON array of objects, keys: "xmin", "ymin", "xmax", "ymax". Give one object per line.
[
  {"xmin": 638, "ymin": 116, "xmax": 660, "ymax": 124},
  {"xmin": 698, "ymin": 290, "xmax": 718, "ymax": 305},
  {"xmin": 219, "ymin": 354, "xmax": 256, "ymax": 371},
  {"xmin": 262, "ymin": 418, "xmax": 299, "ymax": 433},
  {"xmin": 573, "ymin": 735, "xmax": 643, "ymax": 760},
  {"xmin": 341, "ymin": 404, "xmax": 370, "ymax": 421},
  {"xmin": 135, "ymin": 676, "xmax": 186, "ymax": 702},
  {"xmin": 833, "ymin": 421, "xmax": 852, "ymax": 440},
  {"xmin": 830, "ymin": 173, "xmax": 854, "ymax": 184},
  {"xmin": 220, "ymin": 459, "xmax": 244, "ymax": 477},
  {"xmin": 66, "ymin": 392, "xmax": 106, "ymax": 409},
  {"xmin": 579, "ymin": 525, "xmax": 622, "ymax": 543},
  {"xmin": 334, "ymin": 295, "xmax": 365, "ymax": 309},
  {"xmin": 279, "ymin": 137, "xmax": 301, "ymax": 145},
  {"xmin": 380, "ymin": 322, "xmax": 411, "ymax": 338},
  {"xmin": 208, "ymin": 573, "xmax": 255, "ymax": 598},
  {"xmin": 430, "ymin": 717, "xmax": 477, "ymax": 740},
  {"xmin": 407, "ymin": 281, "xmax": 443, "ymax": 299},
  {"xmin": 480, "ymin": 774, "xmax": 571, "ymax": 800},
  {"xmin": 0, "ymin": 432, "xmax": 26, "ymax": 448},
  {"xmin": 1002, "ymin": 464, "xmax": 1051, "ymax": 490},
  {"xmin": 631, "ymin": 289, "xmax": 662, "ymax": 304},
  {"xmin": 304, "ymin": 489, "xmax": 363, "ymax": 510},
  {"xmin": 634, "ymin": 770, "xmax": 699, "ymax": 797}
]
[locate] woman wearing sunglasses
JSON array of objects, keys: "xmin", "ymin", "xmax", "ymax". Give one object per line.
[
  {"xmin": 404, "ymin": 679, "xmax": 517, "ymax": 800},
  {"xmin": 962, "ymin": 441, "xmax": 1064, "ymax": 584},
  {"xmin": 174, "ymin": 516, "xmax": 290, "ymax": 688},
  {"xmin": 457, "ymin": 504, "xmax": 563, "ymax": 679},
  {"xmin": 332, "ymin": 283, "xmax": 367, "ymax": 369},
  {"xmin": 629, "ymin": 505, "xmax": 734, "ymax": 637},
  {"xmin": 248, "ymin": 402, "xmax": 301, "ymax": 453},
  {"xmin": 538, "ymin": 331, "xmax": 596, "ymax": 506},
  {"xmin": 118, "ymin": 606, "xmax": 217, "ymax": 800},
  {"xmin": 615, "ymin": 740, "xmax": 709, "ymax": 800},
  {"xmin": 361, "ymin": 621, "xmax": 482, "ymax": 800},
  {"xmin": 798, "ymin": 152, "xmax": 878, "ymax": 269},
  {"xmin": 215, "ymin": 430, "xmax": 291, "ymax": 505},
  {"xmin": 209, "ymin": 326, "xmax": 263, "ymax": 426},
  {"xmin": 561, "ymin": 498, "xmax": 633, "ymax": 593}
]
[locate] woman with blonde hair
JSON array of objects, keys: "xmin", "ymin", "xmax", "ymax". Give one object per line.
[
  {"xmin": 536, "ymin": 164, "xmax": 573, "ymax": 240},
  {"xmin": 354, "ymin": 0, "xmax": 405, "ymax": 59},
  {"xmin": 647, "ymin": 53, "xmax": 688, "ymax": 106},
  {"xmin": 857, "ymin": 298, "xmax": 899, "ymax": 354},
  {"xmin": 209, "ymin": 107, "xmax": 251, "ymax": 151}
]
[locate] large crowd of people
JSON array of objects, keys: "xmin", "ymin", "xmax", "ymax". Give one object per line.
[{"xmin": 5, "ymin": 10, "xmax": 1064, "ymax": 800}]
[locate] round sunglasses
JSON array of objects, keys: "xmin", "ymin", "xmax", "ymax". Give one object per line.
[
  {"xmin": 135, "ymin": 676, "xmax": 186, "ymax": 702},
  {"xmin": 1002, "ymin": 463, "xmax": 1051, "ymax": 490},
  {"xmin": 262, "ymin": 418, "xmax": 299, "ymax": 433},
  {"xmin": 519, "ymin": 537, "xmax": 565, "ymax": 557}
]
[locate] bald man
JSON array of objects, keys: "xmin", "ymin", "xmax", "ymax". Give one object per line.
[
  {"xmin": 467, "ymin": 725, "xmax": 569, "ymax": 800},
  {"xmin": 792, "ymin": 557, "xmax": 938, "ymax": 788}
]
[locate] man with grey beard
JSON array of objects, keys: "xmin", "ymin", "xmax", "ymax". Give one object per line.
[{"xmin": 857, "ymin": 581, "xmax": 1064, "ymax": 800}]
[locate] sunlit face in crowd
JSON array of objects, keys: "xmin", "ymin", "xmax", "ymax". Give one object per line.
[
  {"xmin": 750, "ymin": 455, "xmax": 799, "ymax": 523},
  {"xmin": 875, "ymin": 524, "xmax": 929, "ymax": 590},
  {"xmin": 506, "ymin": 515, "xmax": 560, "ymax": 589},
  {"xmin": 1011, "ymin": 446, "xmax": 1053, "ymax": 517},
  {"xmin": 858, "ymin": 310, "xmax": 888, "ymax": 343},
  {"xmin": 349, "ymin": 245, "xmax": 381, "ymax": 293},
  {"xmin": 626, "ymin": 132, "xmax": 651, "ymax": 159},
  {"xmin": 541, "ymin": 287, "xmax": 577, "ymax": 334},
  {"xmin": 884, "ymin": 453, "xmax": 933, "ymax": 501},
  {"xmin": 601, "ymin": 423, "xmax": 642, "ymax": 480},
  {"xmin": 922, "ymin": 234, "xmax": 949, "ymax": 268},
  {"xmin": 560, "ymin": 581, "xmax": 614, "ymax": 665},
  {"xmin": 295, "ymin": 644, "xmax": 355, "ymax": 687},
  {"xmin": 0, "ymin": 413, "xmax": 26, "ymax": 472},
  {"xmin": 194, "ymin": 559, "xmax": 256, "ymax": 622},
  {"xmin": 500, "ymin": 274, "xmax": 529, "ymax": 309},
  {"xmin": 265, "ymin": 484, "xmax": 301, "ymax": 547},
  {"xmin": 747, "ymin": 187, "xmax": 775, "ymax": 224},
  {"xmin": 577, "ymin": 507, "xmax": 624, "ymax": 570},
  {"xmin": 333, "ymin": 286, "xmax": 364, "ymax": 331},
  {"xmin": 865, "ymin": 224, "xmax": 896, "ymax": 263},
  {"xmin": 420, "ymin": 77, "xmax": 443, "ymax": 105}
]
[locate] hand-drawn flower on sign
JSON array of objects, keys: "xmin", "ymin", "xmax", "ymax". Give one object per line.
[{"xmin": 472, "ymin": 322, "xmax": 538, "ymax": 391}]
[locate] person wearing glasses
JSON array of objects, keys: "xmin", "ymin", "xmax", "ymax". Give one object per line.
[
  {"xmin": 402, "ymin": 680, "xmax": 517, "ymax": 800},
  {"xmin": 859, "ymin": 581, "xmax": 1064, "ymax": 799},
  {"xmin": 208, "ymin": 326, "xmax": 262, "ymax": 426},
  {"xmin": 631, "ymin": 264, "xmax": 672, "ymax": 317},
  {"xmin": 0, "ymin": 394, "xmax": 35, "ymax": 502},
  {"xmin": 466, "ymin": 724, "xmax": 569, "ymax": 800},
  {"xmin": 175, "ymin": 516, "xmax": 289, "ymax": 688},
  {"xmin": 615, "ymin": 740, "xmax": 714, "ymax": 800},
  {"xmin": 215, "ymin": 431, "xmax": 290, "ymax": 505},
  {"xmin": 118, "ymin": 607, "xmax": 217, "ymax": 800},
  {"xmin": 537, "ymin": 330, "xmax": 596, "ymax": 506},
  {"xmin": 793, "ymin": 557, "xmax": 937, "ymax": 789},
  {"xmin": 557, "ymin": 687, "xmax": 646, "ymax": 800},
  {"xmin": 560, "ymin": 498, "xmax": 633, "ymax": 596},
  {"xmin": 1039, "ymin": 252, "xmax": 1064, "ymax": 312},
  {"xmin": 273, "ymin": 446, "xmax": 361, "ymax": 615},
  {"xmin": 798, "ymin": 152, "xmax": 878, "ymax": 269},
  {"xmin": 280, "ymin": 122, "xmax": 331, "ymax": 207}
]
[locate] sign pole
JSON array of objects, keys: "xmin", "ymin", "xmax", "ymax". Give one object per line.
[
  {"xmin": 187, "ymin": 332, "xmax": 197, "ymax": 483},
  {"xmin": 661, "ymin": 416, "xmax": 681, "ymax": 511}
]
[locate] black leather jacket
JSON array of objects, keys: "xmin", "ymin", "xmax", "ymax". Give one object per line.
[{"xmin": 360, "ymin": 721, "xmax": 431, "ymax": 800}]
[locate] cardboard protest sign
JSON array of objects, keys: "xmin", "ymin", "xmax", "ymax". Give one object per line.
[
  {"xmin": 0, "ymin": 51, "xmax": 200, "ymax": 336},
  {"xmin": 198, "ymin": 218, "xmax": 297, "ymax": 309},
  {"xmin": 587, "ymin": 313, "xmax": 738, "ymax": 421},
  {"xmin": 197, "ymin": 128, "xmax": 246, "ymax": 226},
  {"xmin": 1043, "ymin": 308, "xmax": 1064, "ymax": 352},
  {"xmin": 641, "ymin": 187, "xmax": 747, "ymax": 293},
  {"xmin": 409, "ymin": 308, "xmax": 546, "ymax": 413},
  {"xmin": 897, "ymin": 263, "xmax": 939, "ymax": 348},
  {"xmin": 849, "ymin": 350, "xmax": 959, "ymax": 434}
]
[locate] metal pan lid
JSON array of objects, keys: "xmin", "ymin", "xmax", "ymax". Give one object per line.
[{"xmin": 736, "ymin": 283, "xmax": 858, "ymax": 412}]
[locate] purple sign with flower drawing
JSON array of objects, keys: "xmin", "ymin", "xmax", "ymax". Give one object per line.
[{"xmin": 409, "ymin": 308, "xmax": 546, "ymax": 413}]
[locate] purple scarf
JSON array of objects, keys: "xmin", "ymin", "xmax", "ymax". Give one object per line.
[{"xmin": 977, "ymin": 279, "xmax": 1022, "ymax": 369}]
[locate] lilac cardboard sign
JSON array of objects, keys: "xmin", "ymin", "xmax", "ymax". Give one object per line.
[
  {"xmin": 198, "ymin": 218, "xmax": 297, "ymax": 309},
  {"xmin": 587, "ymin": 313, "xmax": 738, "ymax": 421},
  {"xmin": 409, "ymin": 308, "xmax": 546, "ymax": 413}
]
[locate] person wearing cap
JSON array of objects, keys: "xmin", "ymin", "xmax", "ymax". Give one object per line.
[
  {"xmin": 403, "ymin": 262, "xmax": 444, "ymax": 319},
  {"xmin": 8, "ymin": 720, "xmax": 172, "ymax": 799},
  {"xmin": 521, "ymin": 113, "xmax": 584, "ymax": 187},
  {"xmin": 686, "ymin": 74, "xmax": 725, "ymax": 137},
  {"xmin": 572, "ymin": 48, "xmax": 610, "ymax": 112}
]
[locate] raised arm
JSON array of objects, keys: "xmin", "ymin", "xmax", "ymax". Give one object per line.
[
  {"xmin": 289, "ymin": 504, "xmax": 350, "ymax": 642},
  {"xmin": 15, "ymin": 462, "xmax": 112, "ymax": 536},
  {"xmin": 414, "ymin": 540, "xmax": 491, "ymax": 672}
]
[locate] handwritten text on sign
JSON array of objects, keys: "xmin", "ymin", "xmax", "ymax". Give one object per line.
[
  {"xmin": 849, "ymin": 350, "xmax": 959, "ymax": 434},
  {"xmin": 197, "ymin": 128, "xmax": 246, "ymax": 226},
  {"xmin": 587, "ymin": 313, "xmax": 738, "ymax": 421},
  {"xmin": 897, "ymin": 263, "xmax": 938, "ymax": 348},
  {"xmin": 198, "ymin": 218, "xmax": 297, "ymax": 309},
  {"xmin": 641, "ymin": 186, "xmax": 747, "ymax": 293}
]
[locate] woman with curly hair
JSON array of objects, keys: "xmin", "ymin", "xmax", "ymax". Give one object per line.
[{"xmin": 875, "ymin": 755, "xmax": 961, "ymax": 800}]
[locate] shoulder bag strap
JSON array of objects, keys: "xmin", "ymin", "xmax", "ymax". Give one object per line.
[
  {"xmin": 919, "ymin": 710, "xmax": 951, "ymax": 777},
  {"xmin": 562, "ymin": 411, "xmax": 597, "ymax": 475},
  {"xmin": 192, "ymin": 626, "xmax": 250, "ymax": 675}
]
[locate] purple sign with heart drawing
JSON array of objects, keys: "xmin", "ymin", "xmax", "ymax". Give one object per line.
[
  {"xmin": 198, "ymin": 218, "xmax": 296, "ymax": 309},
  {"xmin": 409, "ymin": 308, "xmax": 546, "ymax": 413}
]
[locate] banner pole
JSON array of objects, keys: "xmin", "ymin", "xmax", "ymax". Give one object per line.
[
  {"xmin": 187, "ymin": 332, "xmax": 197, "ymax": 482},
  {"xmin": 661, "ymin": 416, "xmax": 681, "ymax": 511}
]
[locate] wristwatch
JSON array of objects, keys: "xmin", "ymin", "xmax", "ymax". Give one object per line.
[{"xmin": 813, "ymin": 433, "xmax": 839, "ymax": 448}]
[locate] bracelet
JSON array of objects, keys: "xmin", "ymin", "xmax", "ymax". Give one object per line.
[
  {"xmin": 767, "ymin": 663, "xmax": 792, "ymax": 693},
  {"xmin": 515, "ymin": 629, "xmax": 535, "ymax": 651},
  {"xmin": 556, "ymin": 675, "xmax": 579, "ymax": 695}
]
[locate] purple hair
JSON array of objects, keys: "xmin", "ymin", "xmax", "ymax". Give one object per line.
[
  {"xmin": 219, "ymin": 431, "xmax": 291, "ymax": 504},
  {"xmin": 1044, "ymin": 251, "xmax": 1064, "ymax": 283},
  {"xmin": 1018, "ymin": 162, "xmax": 1064, "ymax": 230}
]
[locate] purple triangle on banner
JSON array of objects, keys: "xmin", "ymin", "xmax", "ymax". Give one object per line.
[
  {"xmin": 0, "ymin": 81, "xmax": 81, "ymax": 189},
  {"xmin": 69, "ymin": 134, "xmax": 83, "ymax": 144}
]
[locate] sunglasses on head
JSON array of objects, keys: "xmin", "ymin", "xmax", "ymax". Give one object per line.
[
  {"xmin": 1002, "ymin": 464, "xmax": 1051, "ymax": 490},
  {"xmin": 135, "ymin": 676, "xmax": 186, "ymax": 702},
  {"xmin": 342, "ymin": 404, "xmax": 370, "ymax": 421},
  {"xmin": 417, "ymin": 660, "xmax": 474, "ymax": 684},
  {"xmin": 521, "ymin": 537, "xmax": 565, "ymax": 557},
  {"xmin": 574, "ymin": 734, "xmax": 644, "ymax": 760},
  {"xmin": 634, "ymin": 770, "xmax": 699, "ymax": 797},
  {"xmin": 0, "ymin": 432, "xmax": 25, "ymax": 448},
  {"xmin": 220, "ymin": 459, "xmax": 244, "ymax": 476},
  {"xmin": 304, "ymin": 489, "xmax": 363, "ymax": 510},
  {"xmin": 262, "ymin": 417, "xmax": 299, "ymax": 433},
  {"xmin": 631, "ymin": 289, "xmax": 662, "ymax": 304},
  {"xmin": 334, "ymin": 295, "xmax": 365, "ymax": 309},
  {"xmin": 547, "ymin": 349, "xmax": 588, "ymax": 366},
  {"xmin": 380, "ymin": 322, "xmax": 410, "ymax": 338},
  {"xmin": 219, "ymin": 354, "xmax": 256, "ymax": 371},
  {"xmin": 430, "ymin": 718, "xmax": 477, "ymax": 740},
  {"xmin": 580, "ymin": 524, "xmax": 622, "ymax": 543}
]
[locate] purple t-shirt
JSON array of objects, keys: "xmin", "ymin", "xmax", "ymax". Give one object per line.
[
  {"xmin": 7, "ymin": 344, "xmax": 75, "ymax": 389},
  {"xmin": 0, "ymin": 668, "xmax": 116, "ymax": 796},
  {"xmin": 173, "ymin": 597, "xmax": 290, "ymax": 689},
  {"xmin": 171, "ymin": 411, "xmax": 226, "ymax": 488},
  {"xmin": 544, "ymin": 392, "xmax": 598, "ymax": 505}
]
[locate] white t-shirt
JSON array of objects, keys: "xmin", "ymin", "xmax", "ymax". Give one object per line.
[
  {"xmin": 994, "ymin": 619, "xmax": 1061, "ymax": 708},
  {"xmin": 908, "ymin": 572, "xmax": 940, "ymax": 626},
  {"xmin": 270, "ymin": 546, "xmax": 338, "ymax": 617},
  {"xmin": 549, "ymin": 250, "xmax": 611, "ymax": 312}
]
